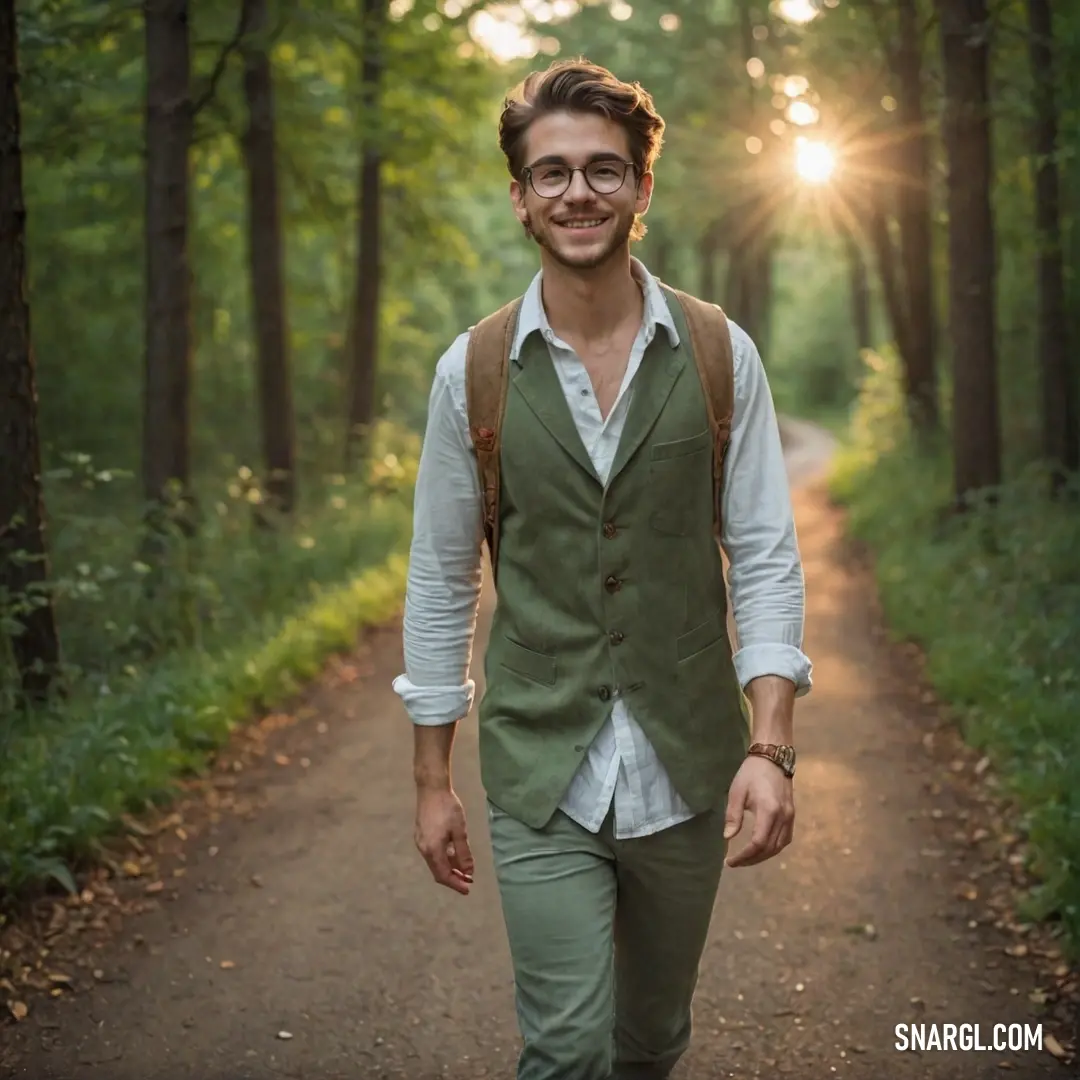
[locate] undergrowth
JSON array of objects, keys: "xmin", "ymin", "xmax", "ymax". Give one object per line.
[
  {"xmin": 829, "ymin": 348, "xmax": 1080, "ymax": 959},
  {"xmin": 0, "ymin": 420, "xmax": 418, "ymax": 903}
]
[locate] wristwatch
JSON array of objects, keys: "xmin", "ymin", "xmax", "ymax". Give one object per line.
[{"xmin": 747, "ymin": 742, "xmax": 796, "ymax": 778}]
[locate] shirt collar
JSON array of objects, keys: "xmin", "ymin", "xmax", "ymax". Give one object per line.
[{"xmin": 509, "ymin": 257, "xmax": 680, "ymax": 362}]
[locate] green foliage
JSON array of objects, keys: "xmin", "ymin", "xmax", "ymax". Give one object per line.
[
  {"xmin": 18, "ymin": 0, "xmax": 527, "ymax": 473},
  {"xmin": 4, "ymin": 0, "xmax": 537, "ymax": 899},
  {"xmin": 830, "ymin": 351, "xmax": 1080, "ymax": 959},
  {"xmin": 0, "ymin": 536, "xmax": 411, "ymax": 901},
  {"xmin": 767, "ymin": 232, "xmax": 877, "ymax": 418},
  {"xmin": 0, "ymin": 419, "xmax": 417, "ymax": 900},
  {"xmin": 1, "ymin": 422, "xmax": 418, "ymax": 693}
]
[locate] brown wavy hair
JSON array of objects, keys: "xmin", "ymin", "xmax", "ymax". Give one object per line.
[{"xmin": 498, "ymin": 59, "xmax": 665, "ymax": 242}]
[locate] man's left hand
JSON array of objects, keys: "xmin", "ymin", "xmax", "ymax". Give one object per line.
[{"xmin": 723, "ymin": 755, "xmax": 795, "ymax": 868}]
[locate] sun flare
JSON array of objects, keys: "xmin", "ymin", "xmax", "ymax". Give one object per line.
[
  {"xmin": 777, "ymin": 0, "xmax": 819, "ymax": 24},
  {"xmin": 795, "ymin": 139, "xmax": 836, "ymax": 183}
]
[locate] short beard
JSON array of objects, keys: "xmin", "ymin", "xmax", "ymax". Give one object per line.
[{"xmin": 522, "ymin": 210, "xmax": 635, "ymax": 271}]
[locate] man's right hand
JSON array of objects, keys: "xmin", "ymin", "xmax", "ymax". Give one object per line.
[{"xmin": 414, "ymin": 787, "xmax": 475, "ymax": 896}]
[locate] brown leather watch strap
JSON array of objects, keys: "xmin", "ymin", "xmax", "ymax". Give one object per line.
[{"xmin": 747, "ymin": 742, "xmax": 796, "ymax": 776}]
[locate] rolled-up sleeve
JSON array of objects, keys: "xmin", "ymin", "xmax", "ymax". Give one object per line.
[
  {"xmin": 720, "ymin": 322, "xmax": 813, "ymax": 697},
  {"xmin": 391, "ymin": 334, "xmax": 486, "ymax": 725}
]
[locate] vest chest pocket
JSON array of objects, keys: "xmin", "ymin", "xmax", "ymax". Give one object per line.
[{"xmin": 647, "ymin": 428, "xmax": 712, "ymax": 536}]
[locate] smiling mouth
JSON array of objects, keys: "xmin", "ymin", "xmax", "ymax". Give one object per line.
[{"xmin": 556, "ymin": 217, "xmax": 608, "ymax": 230}]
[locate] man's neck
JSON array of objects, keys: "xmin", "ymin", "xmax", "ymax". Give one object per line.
[{"xmin": 538, "ymin": 251, "xmax": 643, "ymax": 347}]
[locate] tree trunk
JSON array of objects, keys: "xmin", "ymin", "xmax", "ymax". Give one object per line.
[
  {"xmin": 650, "ymin": 225, "xmax": 671, "ymax": 283},
  {"xmin": 724, "ymin": 242, "xmax": 741, "ymax": 313},
  {"xmin": 699, "ymin": 223, "xmax": 719, "ymax": 304},
  {"xmin": 729, "ymin": 0, "xmax": 774, "ymax": 351},
  {"xmin": 143, "ymin": 0, "xmax": 193, "ymax": 523},
  {"xmin": 344, "ymin": 0, "xmax": 386, "ymax": 462},
  {"xmin": 725, "ymin": 226, "xmax": 771, "ymax": 348},
  {"xmin": 844, "ymin": 82, "xmax": 936, "ymax": 438},
  {"xmin": 937, "ymin": 0, "xmax": 1001, "ymax": 502},
  {"xmin": 240, "ymin": 0, "xmax": 296, "ymax": 515},
  {"xmin": 894, "ymin": 0, "xmax": 939, "ymax": 433},
  {"xmin": 865, "ymin": 199, "xmax": 912, "ymax": 365},
  {"xmin": 1067, "ymin": 159, "xmax": 1080, "ymax": 488},
  {"xmin": 841, "ymin": 228, "xmax": 873, "ymax": 352},
  {"xmin": 0, "ymin": 0, "xmax": 61, "ymax": 701},
  {"xmin": 1067, "ymin": 102, "xmax": 1080, "ymax": 488},
  {"xmin": 746, "ymin": 229, "xmax": 775, "ymax": 356},
  {"xmin": 1028, "ymin": 0, "xmax": 1078, "ymax": 493},
  {"xmin": 728, "ymin": 238, "xmax": 761, "ymax": 352}
]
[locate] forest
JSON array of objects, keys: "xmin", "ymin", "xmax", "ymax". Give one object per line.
[{"xmin": 2, "ymin": 0, "xmax": 1078, "ymax": 972}]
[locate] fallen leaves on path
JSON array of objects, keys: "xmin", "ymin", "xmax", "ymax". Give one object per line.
[
  {"xmin": 898, "ymin": 653, "xmax": 1080, "ymax": 1064},
  {"xmin": 1044, "ymin": 1033, "xmax": 1068, "ymax": 1060},
  {"xmin": 0, "ymin": 638, "xmax": 382, "ymax": 1034},
  {"xmin": 842, "ymin": 530, "xmax": 1079, "ymax": 1067}
]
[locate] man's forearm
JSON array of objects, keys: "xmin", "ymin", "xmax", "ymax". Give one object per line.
[
  {"xmin": 414, "ymin": 722, "xmax": 459, "ymax": 791},
  {"xmin": 745, "ymin": 674, "xmax": 796, "ymax": 744}
]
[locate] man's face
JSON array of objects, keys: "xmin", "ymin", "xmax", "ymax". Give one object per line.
[{"xmin": 510, "ymin": 110, "xmax": 653, "ymax": 272}]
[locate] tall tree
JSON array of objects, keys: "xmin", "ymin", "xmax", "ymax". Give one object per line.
[
  {"xmin": 725, "ymin": 0, "xmax": 776, "ymax": 353},
  {"xmin": 847, "ymin": 0, "xmax": 938, "ymax": 433},
  {"xmin": 699, "ymin": 220, "xmax": 720, "ymax": 304},
  {"xmin": 893, "ymin": 0, "xmax": 938, "ymax": 433},
  {"xmin": 0, "ymin": 0, "xmax": 60, "ymax": 701},
  {"xmin": 936, "ymin": 0, "xmax": 1001, "ymax": 502},
  {"xmin": 649, "ymin": 222, "xmax": 672, "ymax": 283},
  {"xmin": 1027, "ymin": 0, "xmax": 1079, "ymax": 494},
  {"xmin": 344, "ymin": 0, "xmax": 386, "ymax": 462},
  {"xmin": 840, "ymin": 226, "xmax": 873, "ymax": 352},
  {"xmin": 143, "ymin": 0, "xmax": 193, "ymax": 525},
  {"xmin": 862, "ymin": 187, "xmax": 911, "ymax": 363},
  {"xmin": 240, "ymin": 0, "xmax": 296, "ymax": 515}
]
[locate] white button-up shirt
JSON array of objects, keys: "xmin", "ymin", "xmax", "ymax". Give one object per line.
[{"xmin": 392, "ymin": 259, "xmax": 812, "ymax": 839}]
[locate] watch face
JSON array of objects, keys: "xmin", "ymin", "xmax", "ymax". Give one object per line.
[{"xmin": 777, "ymin": 746, "xmax": 795, "ymax": 774}]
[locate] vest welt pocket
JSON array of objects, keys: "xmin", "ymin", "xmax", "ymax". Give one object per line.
[
  {"xmin": 675, "ymin": 612, "xmax": 736, "ymax": 736},
  {"xmin": 498, "ymin": 637, "xmax": 557, "ymax": 686},
  {"xmin": 675, "ymin": 610, "xmax": 725, "ymax": 661},
  {"xmin": 649, "ymin": 428, "xmax": 711, "ymax": 461}
]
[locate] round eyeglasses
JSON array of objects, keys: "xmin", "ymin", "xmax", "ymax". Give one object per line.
[{"xmin": 521, "ymin": 159, "xmax": 635, "ymax": 199}]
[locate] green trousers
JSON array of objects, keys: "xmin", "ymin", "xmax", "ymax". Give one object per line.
[{"xmin": 488, "ymin": 801, "xmax": 728, "ymax": 1080}]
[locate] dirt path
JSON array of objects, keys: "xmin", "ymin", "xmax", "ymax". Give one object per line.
[{"xmin": 2, "ymin": 421, "xmax": 1073, "ymax": 1079}]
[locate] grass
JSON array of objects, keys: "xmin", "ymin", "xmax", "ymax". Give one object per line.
[
  {"xmin": 0, "ymin": 420, "xmax": 418, "ymax": 903},
  {"xmin": 828, "ymin": 349, "xmax": 1080, "ymax": 959}
]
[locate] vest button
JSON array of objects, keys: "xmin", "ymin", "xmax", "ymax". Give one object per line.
[
  {"xmin": 602, "ymin": 521, "xmax": 617, "ymax": 539},
  {"xmin": 609, "ymin": 630, "xmax": 624, "ymax": 645},
  {"xmin": 597, "ymin": 685, "xmax": 611, "ymax": 701},
  {"xmin": 604, "ymin": 574, "xmax": 621, "ymax": 593}
]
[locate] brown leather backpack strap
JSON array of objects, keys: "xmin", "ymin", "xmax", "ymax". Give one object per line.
[
  {"xmin": 662, "ymin": 285, "xmax": 735, "ymax": 539},
  {"xmin": 464, "ymin": 296, "xmax": 521, "ymax": 574}
]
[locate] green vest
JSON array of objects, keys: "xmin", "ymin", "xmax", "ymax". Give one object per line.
[{"xmin": 478, "ymin": 289, "xmax": 750, "ymax": 829}]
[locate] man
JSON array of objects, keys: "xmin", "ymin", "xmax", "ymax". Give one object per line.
[{"xmin": 393, "ymin": 58, "xmax": 812, "ymax": 1080}]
